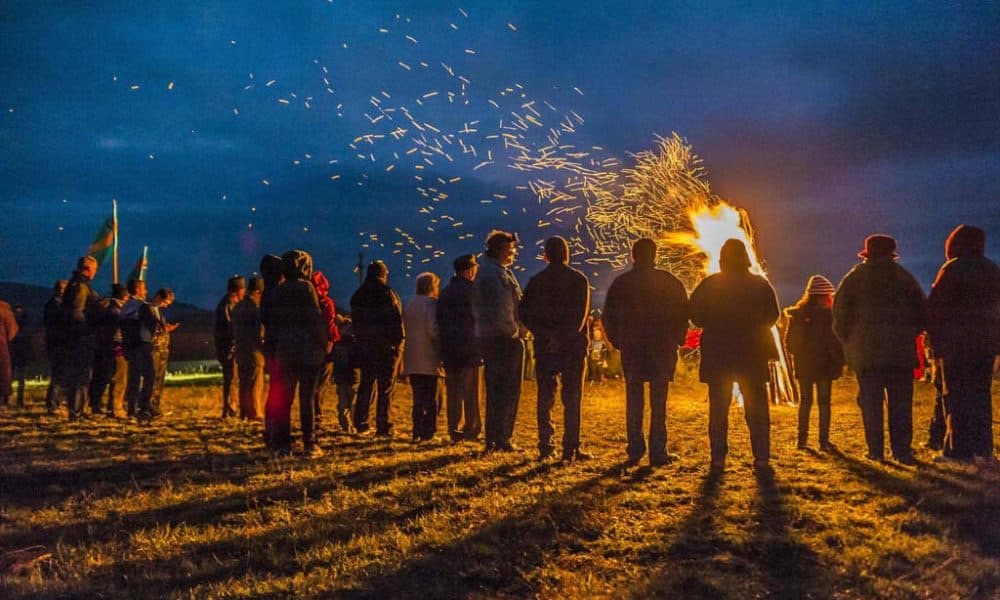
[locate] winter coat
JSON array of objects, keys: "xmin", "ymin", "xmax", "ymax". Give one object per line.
[
  {"xmin": 436, "ymin": 276, "xmax": 481, "ymax": 369},
  {"xmin": 403, "ymin": 295, "xmax": 444, "ymax": 377},
  {"xmin": 833, "ymin": 258, "xmax": 926, "ymax": 371},
  {"xmin": 518, "ymin": 263, "xmax": 591, "ymax": 360},
  {"xmin": 272, "ymin": 251, "xmax": 328, "ymax": 368},
  {"xmin": 603, "ymin": 264, "xmax": 689, "ymax": 381},
  {"xmin": 0, "ymin": 300, "xmax": 19, "ymax": 397},
  {"xmin": 43, "ymin": 294, "xmax": 65, "ymax": 350},
  {"xmin": 471, "ymin": 255, "xmax": 522, "ymax": 339},
  {"xmin": 783, "ymin": 303, "xmax": 845, "ymax": 382},
  {"xmin": 350, "ymin": 278, "xmax": 404, "ymax": 362},
  {"xmin": 259, "ymin": 254, "xmax": 284, "ymax": 357},
  {"xmin": 214, "ymin": 294, "xmax": 238, "ymax": 357},
  {"xmin": 93, "ymin": 297, "xmax": 125, "ymax": 354},
  {"xmin": 689, "ymin": 270, "xmax": 780, "ymax": 383},
  {"xmin": 927, "ymin": 251, "xmax": 1000, "ymax": 363},
  {"xmin": 62, "ymin": 273, "xmax": 99, "ymax": 339},
  {"xmin": 232, "ymin": 296, "xmax": 264, "ymax": 359},
  {"xmin": 311, "ymin": 271, "xmax": 341, "ymax": 357}
]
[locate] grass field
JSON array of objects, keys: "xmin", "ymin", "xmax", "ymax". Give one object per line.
[{"xmin": 1, "ymin": 372, "xmax": 998, "ymax": 599}]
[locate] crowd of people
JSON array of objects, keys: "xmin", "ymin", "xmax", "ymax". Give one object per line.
[{"xmin": 1, "ymin": 225, "xmax": 996, "ymax": 469}]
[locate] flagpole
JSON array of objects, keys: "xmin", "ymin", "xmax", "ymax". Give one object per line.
[
  {"xmin": 141, "ymin": 245, "xmax": 148, "ymax": 281},
  {"xmin": 112, "ymin": 199, "xmax": 119, "ymax": 284}
]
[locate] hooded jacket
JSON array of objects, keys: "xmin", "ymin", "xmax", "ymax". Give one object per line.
[
  {"xmin": 350, "ymin": 273, "xmax": 404, "ymax": 361},
  {"xmin": 603, "ymin": 262, "xmax": 689, "ymax": 381},
  {"xmin": 311, "ymin": 270, "xmax": 341, "ymax": 356},
  {"xmin": 784, "ymin": 302, "xmax": 845, "ymax": 382},
  {"xmin": 927, "ymin": 225, "xmax": 1000, "ymax": 362},
  {"xmin": 833, "ymin": 257, "xmax": 926, "ymax": 371},
  {"xmin": 272, "ymin": 250, "xmax": 328, "ymax": 367}
]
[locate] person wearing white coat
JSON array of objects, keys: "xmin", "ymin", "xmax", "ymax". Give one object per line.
[{"xmin": 404, "ymin": 272, "xmax": 445, "ymax": 441}]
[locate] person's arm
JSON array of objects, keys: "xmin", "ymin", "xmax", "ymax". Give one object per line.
[
  {"xmin": 602, "ymin": 279, "xmax": 622, "ymax": 348},
  {"xmin": 668, "ymin": 278, "xmax": 689, "ymax": 347},
  {"xmin": 517, "ymin": 277, "xmax": 539, "ymax": 334},
  {"xmin": 569, "ymin": 272, "xmax": 591, "ymax": 336},
  {"xmin": 2, "ymin": 307, "xmax": 18, "ymax": 342},
  {"xmin": 832, "ymin": 275, "xmax": 853, "ymax": 343}
]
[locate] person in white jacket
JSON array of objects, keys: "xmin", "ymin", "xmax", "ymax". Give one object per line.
[{"xmin": 403, "ymin": 272, "xmax": 445, "ymax": 442}]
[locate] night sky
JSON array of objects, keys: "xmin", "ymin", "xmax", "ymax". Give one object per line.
[{"xmin": 2, "ymin": 1, "xmax": 997, "ymax": 309}]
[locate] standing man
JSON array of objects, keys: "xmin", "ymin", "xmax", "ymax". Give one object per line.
[
  {"xmin": 272, "ymin": 250, "xmax": 328, "ymax": 456},
  {"xmin": 437, "ymin": 254, "xmax": 483, "ymax": 443},
  {"xmin": 518, "ymin": 236, "xmax": 592, "ymax": 462},
  {"xmin": 690, "ymin": 239, "xmax": 780, "ymax": 471},
  {"xmin": 603, "ymin": 238, "xmax": 689, "ymax": 467},
  {"xmin": 146, "ymin": 288, "xmax": 178, "ymax": 423},
  {"xmin": 834, "ymin": 234, "xmax": 925, "ymax": 465},
  {"xmin": 927, "ymin": 225, "xmax": 1000, "ymax": 462},
  {"xmin": 89, "ymin": 283, "xmax": 129, "ymax": 417},
  {"xmin": 471, "ymin": 230, "xmax": 525, "ymax": 453},
  {"xmin": 215, "ymin": 276, "xmax": 245, "ymax": 418},
  {"xmin": 61, "ymin": 256, "xmax": 100, "ymax": 421},
  {"xmin": 232, "ymin": 276, "xmax": 266, "ymax": 421},
  {"xmin": 350, "ymin": 261, "xmax": 404, "ymax": 438},
  {"xmin": 0, "ymin": 299, "xmax": 18, "ymax": 407},
  {"xmin": 121, "ymin": 279, "xmax": 149, "ymax": 418},
  {"xmin": 43, "ymin": 280, "xmax": 69, "ymax": 414},
  {"xmin": 259, "ymin": 254, "xmax": 286, "ymax": 450}
]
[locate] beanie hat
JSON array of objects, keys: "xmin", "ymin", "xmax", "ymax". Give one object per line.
[{"xmin": 805, "ymin": 275, "xmax": 835, "ymax": 296}]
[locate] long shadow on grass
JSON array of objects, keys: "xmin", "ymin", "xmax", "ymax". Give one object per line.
[
  {"xmin": 50, "ymin": 457, "xmax": 543, "ymax": 599},
  {"xmin": 349, "ymin": 463, "xmax": 629, "ymax": 598},
  {"xmin": 830, "ymin": 450, "xmax": 999, "ymax": 557},
  {"xmin": 0, "ymin": 450, "xmax": 472, "ymax": 552}
]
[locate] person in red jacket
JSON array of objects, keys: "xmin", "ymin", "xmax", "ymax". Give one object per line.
[{"xmin": 311, "ymin": 270, "xmax": 341, "ymax": 434}]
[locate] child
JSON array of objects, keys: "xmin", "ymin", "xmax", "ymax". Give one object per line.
[
  {"xmin": 784, "ymin": 275, "xmax": 845, "ymax": 451},
  {"xmin": 332, "ymin": 314, "xmax": 358, "ymax": 434}
]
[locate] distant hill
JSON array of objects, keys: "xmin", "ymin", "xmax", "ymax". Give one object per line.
[{"xmin": 0, "ymin": 281, "xmax": 216, "ymax": 364}]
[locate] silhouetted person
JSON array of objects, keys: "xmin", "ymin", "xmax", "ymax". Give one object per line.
[
  {"xmin": 603, "ymin": 238, "xmax": 689, "ymax": 466},
  {"xmin": 784, "ymin": 275, "xmax": 845, "ymax": 451},
  {"xmin": 472, "ymin": 230, "xmax": 526, "ymax": 453},
  {"xmin": 89, "ymin": 283, "xmax": 129, "ymax": 417},
  {"xmin": 121, "ymin": 279, "xmax": 150, "ymax": 417},
  {"xmin": 332, "ymin": 314, "xmax": 359, "ymax": 434},
  {"xmin": 834, "ymin": 234, "xmax": 925, "ymax": 465},
  {"xmin": 0, "ymin": 299, "xmax": 18, "ymax": 406},
  {"xmin": 232, "ymin": 276, "xmax": 265, "ymax": 421},
  {"xmin": 690, "ymin": 239, "xmax": 780, "ymax": 471},
  {"xmin": 61, "ymin": 256, "xmax": 100, "ymax": 421},
  {"xmin": 519, "ymin": 236, "xmax": 592, "ymax": 462},
  {"xmin": 9, "ymin": 305, "xmax": 30, "ymax": 407},
  {"xmin": 437, "ymin": 254, "xmax": 483, "ymax": 443},
  {"xmin": 350, "ymin": 260, "xmax": 404, "ymax": 438},
  {"xmin": 260, "ymin": 254, "xmax": 287, "ymax": 450},
  {"xmin": 43, "ymin": 279, "xmax": 69, "ymax": 414},
  {"xmin": 215, "ymin": 275, "xmax": 245, "ymax": 418},
  {"xmin": 927, "ymin": 225, "xmax": 1000, "ymax": 462},
  {"xmin": 147, "ymin": 288, "xmax": 177, "ymax": 422},
  {"xmin": 403, "ymin": 272, "xmax": 444, "ymax": 442},
  {"xmin": 311, "ymin": 270, "xmax": 341, "ymax": 433},
  {"xmin": 272, "ymin": 250, "xmax": 328, "ymax": 457}
]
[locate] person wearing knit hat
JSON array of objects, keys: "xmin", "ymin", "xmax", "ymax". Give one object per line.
[
  {"xmin": 784, "ymin": 275, "xmax": 845, "ymax": 451},
  {"xmin": 927, "ymin": 225, "xmax": 1000, "ymax": 463},
  {"xmin": 215, "ymin": 275, "xmax": 247, "ymax": 419},
  {"xmin": 834, "ymin": 234, "xmax": 925, "ymax": 465},
  {"xmin": 689, "ymin": 238, "xmax": 781, "ymax": 471}
]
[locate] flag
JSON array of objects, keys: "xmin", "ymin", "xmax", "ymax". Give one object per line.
[
  {"xmin": 127, "ymin": 247, "xmax": 148, "ymax": 282},
  {"xmin": 87, "ymin": 215, "xmax": 117, "ymax": 266}
]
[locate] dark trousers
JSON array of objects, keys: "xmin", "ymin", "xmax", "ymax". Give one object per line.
[
  {"xmin": 927, "ymin": 370, "xmax": 946, "ymax": 449},
  {"xmin": 45, "ymin": 345, "xmax": 66, "ymax": 412},
  {"xmin": 237, "ymin": 350, "xmax": 265, "ymax": 420},
  {"xmin": 336, "ymin": 380, "xmax": 358, "ymax": 433},
  {"xmin": 62, "ymin": 335, "xmax": 95, "ymax": 419},
  {"xmin": 480, "ymin": 336, "xmax": 524, "ymax": 449},
  {"xmin": 264, "ymin": 354, "xmax": 291, "ymax": 449},
  {"xmin": 708, "ymin": 378, "xmax": 770, "ymax": 462},
  {"xmin": 797, "ymin": 379, "xmax": 832, "ymax": 446},
  {"xmin": 942, "ymin": 357, "xmax": 994, "ymax": 460},
  {"xmin": 218, "ymin": 351, "xmax": 238, "ymax": 418},
  {"xmin": 445, "ymin": 365, "xmax": 482, "ymax": 440},
  {"xmin": 88, "ymin": 349, "xmax": 116, "ymax": 413},
  {"xmin": 272, "ymin": 360, "xmax": 321, "ymax": 451},
  {"xmin": 625, "ymin": 379, "xmax": 668, "ymax": 462},
  {"xmin": 354, "ymin": 352, "xmax": 399, "ymax": 435},
  {"xmin": 410, "ymin": 374, "xmax": 441, "ymax": 440},
  {"xmin": 126, "ymin": 345, "xmax": 154, "ymax": 417},
  {"xmin": 536, "ymin": 352, "xmax": 585, "ymax": 454},
  {"xmin": 857, "ymin": 368, "xmax": 913, "ymax": 460},
  {"xmin": 315, "ymin": 361, "xmax": 333, "ymax": 428}
]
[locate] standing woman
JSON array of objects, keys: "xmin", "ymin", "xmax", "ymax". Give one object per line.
[
  {"xmin": 784, "ymin": 275, "xmax": 845, "ymax": 451},
  {"xmin": 404, "ymin": 272, "xmax": 444, "ymax": 442}
]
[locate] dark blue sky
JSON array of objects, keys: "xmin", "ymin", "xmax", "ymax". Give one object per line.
[{"xmin": 2, "ymin": 1, "xmax": 998, "ymax": 308}]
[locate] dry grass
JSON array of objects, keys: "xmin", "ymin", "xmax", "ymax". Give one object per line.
[{"xmin": 1, "ymin": 371, "xmax": 998, "ymax": 599}]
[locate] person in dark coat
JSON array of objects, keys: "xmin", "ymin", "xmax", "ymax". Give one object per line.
[
  {"xmin": 436, "ymin": 254, "xmax": 483, "ymax": 442},
  {"xmin": 471, "ymin": 230, "xmax": 526, "ymax": 453},
  {"xmin": 834, "ymin": 234, "xmax": 926, "ymax": 464},
  {"xmin": 260, "ymin": 254, "xmax": 287, "ymax": 450},
  {"xmin": 43, "ymin": 279, "xmax": 69, "ymax": 413},
  {"xmin": 927, "ymin": 225, "xmax": 1000, "ymax": 462},
  {"xmin": 311, "ymin": 270, "xmax": 341, "ymax": 432},
  {"xmin": 271, "ymin": 250, "xmax": 328, "ymax": 457},
  {"xmin": 146, "ymin": 288, "xmax": 178, "ymax": 422},
  {"xmin": 9, "ymin": 305, "xmax": 30, "ymax": 407},
  {"xmin": 784, "ymin": 275, "xmax": 845, "ymax": 451},
  {"xmin": 690, "ymin": 239, "xmax": 780, "ymax": 470},
  {"xmin": 332, "ymin": 314, "xmax": 359, "ymax": 434},
  {"xmin": 121, "ymin": 279, "xmax": 150, "ymax": 418},
  {"xmin": 0, "ymin": 299, "xmax": 19, "ymax": 406},
  {"xmin": 215, "ymin": 275, "xmax": 246, "ymax": 418},
  {"xmin": 232, "ymin": 276, "xmax": 265, "ymax": 421},
  {"xmin": 350, "ymin": 261, "xmax": 404, "ymax": 437},
  {"xmin": 603, "ymin": 238, "xmax": 689, "ymax": 466},
  {"xmin": 61, "ymin": 256, "xmax": 101, "ymax": 421},
  {"xmin": 519, "ymin": 236, "xmax": 592, "ymax": 462},
  {"xmin": 88, "ymin": 284, "xmax": 129, "ymax": 417}
]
